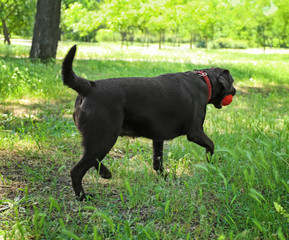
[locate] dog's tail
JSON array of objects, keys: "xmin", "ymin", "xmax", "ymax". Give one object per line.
[{"xmin": 62, "ymin": 45, "xmax": 93, "ymax": 96}]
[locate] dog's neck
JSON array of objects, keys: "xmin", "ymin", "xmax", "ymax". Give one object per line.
[{"xmin": 194, "ymin": 70, "xmax": 212, "ymax": 102}]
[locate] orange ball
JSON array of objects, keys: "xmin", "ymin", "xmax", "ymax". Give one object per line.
[{"xmin": 222, "ymin": 95, "xmax": 233, "ymax": 106}]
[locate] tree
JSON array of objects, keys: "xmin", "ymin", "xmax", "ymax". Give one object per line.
[
  {"xmin": 182, "ymin": 0, "xmax": 203, "ymax": 49},
  {"xmin": 271, "ymin": 0, "xmax": 289, "ymax": 47},
  {"xmin": 0, "ymin": 0, "xmax": 36, "ymax": 44},
  {"xmin": 59, "ymin": 0, "xmax": 289, "ymax": 49},
  {"xmin": 62, "ymin": 2, "xmax": 101, "ymax": 42},
  {"xmin": 100, "ymin": 0, "xmax": 142, "ymax": 47},
  {"xmin": 62, "ymin": 0, "xmax": 99, "ymax": 9},
  {"xmin": 29, "ymin": 0, "xmax": 61, "ymax": 60},
  {"xmin": 223, "ymin": 0, "xmax": 253, "ymax": 42},
  {"xmin": 147, "ymin": 0, "xmax": 172, "ymax": 49}
]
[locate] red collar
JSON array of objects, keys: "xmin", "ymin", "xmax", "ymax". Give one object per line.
[{"xmin": 194, "ymin": 70, "xmax": 212, "ymax": 102}]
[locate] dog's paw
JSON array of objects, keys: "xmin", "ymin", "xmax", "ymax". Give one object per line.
[
  {"xmin": 100, "ymin": 170, "xmax": 112, "ymax": 179},
  {"xmin": 206, "ymin": 153, "xmax": 221, "ymax": 164},
  {"xmin": 77, "ymin": 193, "xmax": 96, "ymax": 202},
  {"xmin": 99, "ymin": 164, "xmax": 112, "ymax": 179},
  {"xmin": 156, "ymin": 171, "xmax": 168, "ymax": 180}
]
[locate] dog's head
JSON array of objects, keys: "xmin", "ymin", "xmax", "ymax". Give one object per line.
[{"xmin": 207, "ymin": 68, "xmax": 236, "ymax": 109}]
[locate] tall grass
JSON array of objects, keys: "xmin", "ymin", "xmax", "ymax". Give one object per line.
[{"xmin": 0, "ymin": 42, "xmax": 289, "ymax": 239}]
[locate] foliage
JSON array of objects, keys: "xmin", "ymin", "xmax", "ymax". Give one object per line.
[
  {"xmin": 61, "ymin": 2, "xmax": 101, "ymax": 42},
  {"xmin": 210, "ymin": 38, "xmax": 249, "ymax": 49},
  {"xmin": 0, "ymin": 41, "xmax": 289, "ymax": 239},
  {"xmin": 0, "ymin": 0, "xmax": 36, "ymax": 40},
  {"xmin": 1, "ymin": 0, "xmax": 289, "ymax": 49},
  {"xmin": 60, "ymin": 0, "xmax": 289, "ymax": 49}
]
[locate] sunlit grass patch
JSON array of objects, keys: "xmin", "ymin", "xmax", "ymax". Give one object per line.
[{"xmin": 1, "ymin": 41, "xmax": 289, "ymax": 101}]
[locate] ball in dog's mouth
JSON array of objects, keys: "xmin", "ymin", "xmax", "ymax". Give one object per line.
[{"xmin": 221, "ymin": 95, "xmax": 233, "ymax": 106}]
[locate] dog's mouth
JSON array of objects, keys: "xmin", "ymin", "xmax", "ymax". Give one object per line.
[
  {"xmin": 214, "ymin": 88, "xmax": 236, "ymax": 109},
  {"xmin": 214, "ymin": 102, "xmax": 223, "ymax": 109},
  {"xmin": 213, "ymin": 95, "xmax": 225, "ymax": 109}
]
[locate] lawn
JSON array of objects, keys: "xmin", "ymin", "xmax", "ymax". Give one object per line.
[{"xmin": 0, "ymin": 42, "xmax": 289, "ymax": 239}]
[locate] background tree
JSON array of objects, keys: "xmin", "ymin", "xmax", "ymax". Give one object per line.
[
  {"xmin": 197, "ymin": 0, "xmax": 226, "ymax": 48},
  {"xmin": 62, "ymin": 2, "xmax": 101, "ymax": 42},
  {"xmin": 271, "ymin": 0, "xmax": 289, "ymax": 47},
  {"xmin": 164, "ymin": 2, "xmax": 185, "ymax": 47},
  {"xmin": 58, "ymin": 0, "xmax": 289, "ymax": 49},
  {"xmin": 223, "ymin": 0, "xmax": 253, "ymax": 42},
  {"xmin": 147, "ymin": 0, "xmax": 171, "ymax": 49},
  {"xmin": 30, "ymin": 0, "xmax": 61, "ymax": 60},
  {"xmin": 100, "ymin": 0, "xmax": 142, "ymax": 47},
  {"xmin": 0, "ymin": 0, "xmax": 36, "ymax": 44},
  {"xmin": 181, "ymin": 1, "xmax": 201, "ymax": 49},
  {"xmin": 138, "ymin": 1, "xmax": 153, "ymax": 47},
  {"xmin": 62, "ymin": 0, "xmax": 99, "ymax": 9},
  {"xmin": 251, "ymin": 0, "xmax": 277, "ymax": 52},
  {"xmin": 2, "ymin": 0, "xmax": 288, "ymax": 50}
]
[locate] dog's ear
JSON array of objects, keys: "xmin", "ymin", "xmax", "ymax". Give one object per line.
[{"xmin": 217, "ymin": 69, "xmax": 233, "ymax": 92}]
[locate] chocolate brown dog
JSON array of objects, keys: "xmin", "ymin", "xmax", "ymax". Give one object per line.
[{"xmin": 62, "ymin": 45, "xmax": 236, "ymax": 200}]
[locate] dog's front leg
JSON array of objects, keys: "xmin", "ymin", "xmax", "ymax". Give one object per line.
[
  {"xmin": 93, "ymin": 162, "xmax": 112, "ymax": 179},
  {"xmin": 187, "ymin": 129, "xmax": 214, "ymax": 162},
  {"xmin": 153, "ymin": 140, "xmax": 164, "ymax": 174}
]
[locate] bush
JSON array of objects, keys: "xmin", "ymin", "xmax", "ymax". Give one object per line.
[
  {"xmin": 196, "ymin": 40, "xmax": 207, "ymax": 48},
  {"xmin": 210, "ymin": 38, "xmax": 248, "ymax": 49},
  {"xmin": 95, "ymin": 29, "xmax": 121, "ymax": 42}
]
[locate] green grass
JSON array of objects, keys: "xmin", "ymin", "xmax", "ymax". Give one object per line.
[{"xmin": 0, "ymin": 41, "xmax": 289, "ymax": 239}]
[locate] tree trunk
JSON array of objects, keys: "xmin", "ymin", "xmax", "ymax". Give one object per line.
[
  {"xmin": 145, "ymin": 30, "xmax": 150, "ymax": 48},
  {"xmin": 142, "ymin": 31, "xmax": 146, "ymax": 47},
  {"xmin": 1, "ymin": 18, "xmax": 11, "ymax": 45},
  {"xmin": 159, "ymin": 32, "xmax": 162, "ymax": 49},
  {"xmin": 190, "ymin": 32, "xmax": 193, "ymax": 49},
  {"xmin": 129, "ymin": 30, "xmax": 134, "ymax": 45},
  {"xmin": 159, "ymin": 30, "xmax": 165, "ymax": 49},
  {"xmin": 262, "ymin": 26, "xmax": 266, "ymax": 54},
  {"xmin": 163, "ymin": 30, "xmax": 166, "ymax": 48},
  {"xmin": 120, "ymin": 31, "xmax": 126, "ymax": 48},
  {"xmin": 29, "ymin": 0, "xmax": 61, "ymax": 60}
]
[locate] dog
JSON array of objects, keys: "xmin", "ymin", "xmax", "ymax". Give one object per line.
[{"xmin": 62, "ymin": 45, "xmax": 236, "ymax": 200}]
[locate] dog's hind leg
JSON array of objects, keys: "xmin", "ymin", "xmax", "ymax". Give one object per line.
[
  {"xmin": 70, "ymin": 151, "xmax": 96, "ymax": 200},
  {"xmin": 153, "ymin": 140, "xmax": 164, "ymax": 174},
  {"xmin": 71, "ymin": 134, "xmax": 118, "ymax": 201}
]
